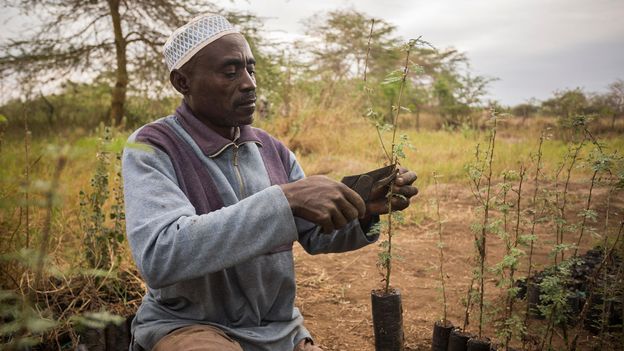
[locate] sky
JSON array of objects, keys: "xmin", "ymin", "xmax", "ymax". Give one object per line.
[
  {"xmin": 1, "ymin": 0, "xmax": 623, "ymax": 106},
  {"xmin": 224, "ymin": 0, "xmax": 624, "ymax": 106}
]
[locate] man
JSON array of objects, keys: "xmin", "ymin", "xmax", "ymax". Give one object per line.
[{"xmin": 122, "ymin": 14, "xmax": 418, "ymax": 351}]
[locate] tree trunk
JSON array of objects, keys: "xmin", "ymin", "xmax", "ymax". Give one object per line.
[
  {"xmin": 415, "ymin": 108, "xmax": 420, "ymax": 131},
  {"xmin": 108, "ymin": 0, "xmax": 128, "ymax": 126},
  {"xmin": 39, "ymin": 91, "xmax": 55, "ymax": 127}
]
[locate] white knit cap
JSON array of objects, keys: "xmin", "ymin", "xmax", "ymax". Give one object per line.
[{"xmin": 163, "ymin": 14, "xmax": 239, "ymax": 72}]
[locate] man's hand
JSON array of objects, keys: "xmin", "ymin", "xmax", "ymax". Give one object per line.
[
  {"xmin": 294, "ymin": 338, "xmax": 322, "ymax": 351},
  {"xmin": 280, "ymin": 175, "xmax": 366, "ymax": 234},
  {"xmin": 366, "ymin": 167, "xmax": 418, "ymax": 216}
]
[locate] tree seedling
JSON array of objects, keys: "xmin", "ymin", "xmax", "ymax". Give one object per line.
[
  {"xmin": 362, "ymin": 19, "xmax": 430, "ymax": 351},
  {"xmin": 466, "ymin": 111, "xmax": 499, "ymax": 340},
  {"xmin": 492, "ymin": 167, "xmax": 527, "ymax": 350}
]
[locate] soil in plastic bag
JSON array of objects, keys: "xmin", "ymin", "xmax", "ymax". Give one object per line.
[
  {"xmin": 371, "ymin": 288, "xmax": 404, "ymax": 351},
  {"xmin": 466, "ymin": 337, "xmax": 491, "ymax": 351},
  {"xmin": 431, "ymin": 320, "xmax": 454, "ymax": 351},
  {"xmin": 447, "ymin": 329, "xmax": 473, "ymax": 351}
]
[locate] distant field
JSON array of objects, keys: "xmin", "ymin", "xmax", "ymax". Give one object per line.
[
  {"xmin": 2, "ymin": 114, "xmax": 622, "ymax": 259},
  {"xmin": 1, "ymin": 112, "xmax": 623, "ymax": 349}
]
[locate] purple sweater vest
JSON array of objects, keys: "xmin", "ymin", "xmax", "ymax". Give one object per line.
[{"xmin": 135, "ymin": 104, "xmax": 291, "ymax": 215}]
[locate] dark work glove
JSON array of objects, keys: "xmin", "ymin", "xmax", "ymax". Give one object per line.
[{"xmin": 342, "ymin": 165, "xmax": 418, "ymax": 217}]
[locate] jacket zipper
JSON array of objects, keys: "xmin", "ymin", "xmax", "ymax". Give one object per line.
[{"xmin": 232, "ymin": 144, "xmax": 246, "ymax": 198}]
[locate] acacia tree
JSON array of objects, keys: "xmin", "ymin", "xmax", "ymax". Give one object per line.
[
  {"xmin": 512, "ymin": 98, "xmax": 539, "ymax": 124},
  {"xmin": 433, "ymin": 72, "xmax": 467, "ymax": 126},
  {"xmin": 417, "ymin": 47, "xmax": 495, "ymax": 128},
  {"xmin": 541, "ymin": 88, "xmax": 588, "ymax": 125},
  {"xmin": 606, "ymin": 79, "xmax": 624, "ymax": 128},
  {"xmin": 0, "ymin": 0, "xmax": 220, "ymax": 126},
  {"xmin": 302, "ymin": 9, "xmax": 400, "ymax": 80}
]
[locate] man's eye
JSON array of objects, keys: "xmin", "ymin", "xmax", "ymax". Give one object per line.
[{"xmin": 225, "ymin": 72, "xmax": 237, "ymax": 78}]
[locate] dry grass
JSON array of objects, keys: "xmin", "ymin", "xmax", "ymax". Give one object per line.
[
  {"xmin": 3, "ymin": 110, "xmax": 622, "ymax": 276},
  {"xmin": 1, "ymin": 106, "xmax": 623, "ymax": 348},
  {"xmin": 259, "ymin": 110, "xmax": 624, "ymax": 187}
]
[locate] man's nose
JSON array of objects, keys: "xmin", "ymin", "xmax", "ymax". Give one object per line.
[{"xmin": 240, "ymin": 70, "xmax": 256, "ymax": 92}]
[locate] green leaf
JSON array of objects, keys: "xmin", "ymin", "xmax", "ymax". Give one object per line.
[
  {"xmin": 577, "ymin": 209, "xmax": 597, "ymax": 222},
  {"xmin": 379, "ymin": 240, "xmax": 389, "ymax": 249},
  {"xmin": 25, "ymin": 316, "xmax": 57, "ymax": 333},
  {"xmin": 0, "ymin": 248, "xmax": 42, "ymax": 269},
  {"xmin": 367, "ymin": 222, "xmax": 382, "ymax": 237},
  {"xmin": 381, "ymin": 70, "xmax": 404, "ymax": 86},
  {"xmin": 79, "ymin": 268, "xmax": 118, "ymax": 278},
  {"xmin": 376, "ymin": 122, "xmax": 392, "ymax": 133},
  {"xmin": 0, "ymin": 321, "xmax": 21, "ymax": 336},
  {"xmin": 71, "ymin": 311, "xmax": 124, "ymax": 330},
  {"xmin": 0, "ymin": 290, "xmax": 17, "ymax": 302}
]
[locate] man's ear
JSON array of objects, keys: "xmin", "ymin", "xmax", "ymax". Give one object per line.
[{"xmin": 170, "ymin": 69, "xmax": 191, "ymax": 95}]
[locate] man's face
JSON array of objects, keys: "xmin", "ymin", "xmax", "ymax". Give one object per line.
[{"xmin": 179, "ymin": 33, "xmax": 257, "ymax": 128}]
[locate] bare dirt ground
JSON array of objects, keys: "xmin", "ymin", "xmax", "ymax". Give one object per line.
[{"xmin": 293, "ymin": 182, "xmax": 623, "ymax": 351}]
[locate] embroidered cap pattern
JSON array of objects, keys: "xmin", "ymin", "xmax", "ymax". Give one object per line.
[{"xmin": 163, "ymin": 14, "xmax": 239, "ymax": 72}]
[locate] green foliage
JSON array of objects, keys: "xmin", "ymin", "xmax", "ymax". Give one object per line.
[
  {"xmin": 303, "ymin": 9, "xmax": 400, "ymax": 80},
  {"xmin": 511, "ymin": 101, "xmax": 539, "ymax": 119},
  {"xmin": 0, "ymin": 80, "xmax": 109, "ymax": 134},
  {"xmin": 381, "ymin": 69, "xmax": 405, "ymax": 86},
  {"xmin": 0, "ymin": 291, "xmax": 58, "ymax": 349},
  {"xmin": 587, "ymin": 146, "xmax": 616, "ymax": 173},
  {"xmin": 391, "ymin": 210, "xmax": 406, "ymax": 225},
  {"xmin": 301, "ymin": 9, "xmax": 495, "ymax": 130},
  {"xmin": 464, "ymin": 112, "xmax": 501, "ymax": 338},
  {"xmin": 377, "ymin": 240, "xmax": 391, "ymax": 271},
  {"xmin": 433, "ymin": 73, "xmax": 468, "ymax": 126},
  {"xmin": 542, "ymin": 88, "xmax": 590, "ymax": 129},
  {"xmin": 538, "ymin": 262, "xmax": 573, "ymax": 326},
  {"xmin": 393, "ymin": 134, "xmax": 412, "ymax": 160},
  {"xmin": 80, "ymin": 126, "xmax": 125, "ymax": 270},
  {"xmin": 0, "ymin": 77, "xmax": 186, "ymax": 135},
  {"xmin": 1, "ymin": 248, "xmax": 49, "ymax": 273},
  {"xmin": 495, "ymin": 314, "xmax": 525, "ymax": 347},
  {"xmin": 0, "ymin": 145, "xmax": 70, "ymax": 348},
  {"xmin": 360, "ymin": 36, "xmax": 426, "ymax": 293},
  {"xmin": 70, "ymin": 311, "xmax": 125, "ymax": 331},
  {"xmin": 549, "ymin": 243, "xmax": 576, "ymax": 259},
  {"xmin": 367, "ymin": 221, "xmax": 382, "ymax": 239},
  {"xmin": 432, "ymin": 171, "xmax": 449, "ymax": 323},
  {"xmin": 433, "ymin": 70, "xmax": 496, "ymax": 128}
]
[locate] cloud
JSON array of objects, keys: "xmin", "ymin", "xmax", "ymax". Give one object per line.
[
  {"xmin": 343, "ymin": 0, "xmax": 624, "ymax": 104},
  {"xmin": 485, "ymin": 36, "xmax": 624, "ymax": 104},
  {"xmin": 395, "ymin": 0, "xmax": 624, "ymax": 52},
  {"xmin": 4, "ymin": 0, "xmax": 623, "ymax": 105}
]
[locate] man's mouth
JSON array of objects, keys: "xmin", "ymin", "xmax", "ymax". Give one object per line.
[
  {"xmin": 238, "ymin": 99, "xmax": 256, "ymax": 107},
  {"xmin": 237, "ymin": 96, "xmax": 256, "ymax": 110}
]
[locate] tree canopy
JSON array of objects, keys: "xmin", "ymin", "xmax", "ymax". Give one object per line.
[
  {"xmin": 302, "ymin": 9, "xmax": 400, "ymax": 80},
  {"xmin": 1, "ymin": 6, "xmax": 499, "ymax": 130},
  {"xmin": 0, "ymin": 0, "xmax": 219, "ymax": 125}
]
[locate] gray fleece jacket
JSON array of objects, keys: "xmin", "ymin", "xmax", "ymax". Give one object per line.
[{"xmin": 122, "ymin": 103, "xmax": 378, "ymax": 351}]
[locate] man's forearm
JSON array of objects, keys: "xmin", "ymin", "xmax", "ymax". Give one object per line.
[{"xmin": 123, "ymin": 146, "xmax": 298, "ymax": 289}]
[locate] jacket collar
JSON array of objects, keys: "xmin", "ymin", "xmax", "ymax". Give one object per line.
[{"xmin": 174, "ymin": 101, "xmax": 262, "ymax": 157}]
